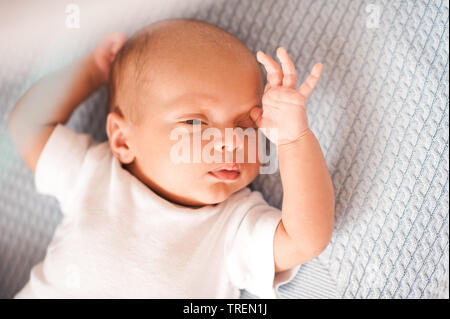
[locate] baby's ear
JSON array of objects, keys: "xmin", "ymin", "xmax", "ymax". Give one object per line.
[{"xmin": 106, "ymin": 110, "xmax": 135, "ymax": 164}]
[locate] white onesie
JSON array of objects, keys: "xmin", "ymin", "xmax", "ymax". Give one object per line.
[{"xmin": 14, "ymin": 124, "xmax": 300, "ymax": 299}]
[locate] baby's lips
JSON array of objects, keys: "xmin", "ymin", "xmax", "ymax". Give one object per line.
[{"xmin": 209, "ymin": 163, "xmax": 240, "ymax": 173}]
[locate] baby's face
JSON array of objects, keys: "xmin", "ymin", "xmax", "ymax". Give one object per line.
[{"xmin": 122, "ymin": 49, "xmax": 264, "ymax": 207}]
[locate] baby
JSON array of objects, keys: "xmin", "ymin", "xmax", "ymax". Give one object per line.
[{"xmin": 8, "ymin": 18, "xmax": 334, "ymax": 298}]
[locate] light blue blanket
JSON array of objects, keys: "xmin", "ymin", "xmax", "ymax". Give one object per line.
[{"xmin": 0, "ymin": 0, "xmax": 448, "ymax": 298}]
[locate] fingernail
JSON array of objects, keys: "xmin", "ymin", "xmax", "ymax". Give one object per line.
[{"xmin": 256, "ymin": 52, "xmax": 264, "ymax": 63}]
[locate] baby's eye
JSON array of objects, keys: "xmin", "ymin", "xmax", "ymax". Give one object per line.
[{"xmin": 184, "ymin": 119, "xmax": 207, "ymax": 125}]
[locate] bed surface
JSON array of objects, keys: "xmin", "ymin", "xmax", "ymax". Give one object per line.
[{"xmin": 0, "ymin": 0, "xmax": 448, "ymax": 298}]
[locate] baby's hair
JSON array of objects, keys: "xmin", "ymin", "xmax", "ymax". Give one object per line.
[
  {"xmin": 107, "ymin": 18, "xmax": 260, "ymax": 125},
  {"xmin": 107, "ymin": 25, "xmax": 153, "ymax": 123}
]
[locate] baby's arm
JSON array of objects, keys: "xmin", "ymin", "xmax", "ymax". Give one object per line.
[
  {"xmin": 251, "ymin": 48, "xmax": 335, "ymax": 273},
  {"xmin": 275, "ymin": 126, "xmax": 334, "ymax": 271},
  {"xmin": 8, "ymin": 33, "xmax": 126, "ymax": 172}
]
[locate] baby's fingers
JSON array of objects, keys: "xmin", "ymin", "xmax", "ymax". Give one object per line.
[
  {"xmin": 256, "ymin": 51, "xmax": 283, "ymax": 87},
  {"xmin": 298, "ymin": 63, "xmax": 323, "ymax": 99},
  {"xmin": 110, "ymin": 33, "xmax": 127, "ymax": 59},
  {"xmin": 276, "ymin": 47, "xmax": 297, "ymax": 89}
]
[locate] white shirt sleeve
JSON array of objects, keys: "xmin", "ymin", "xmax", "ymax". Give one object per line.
[
  {"xmin": 225, "ymin": 189, "xmax": 301, "ymax": 299},
  {"xmin": 34, "ymin": 123, "xmax": 98, "ymax": 213}
]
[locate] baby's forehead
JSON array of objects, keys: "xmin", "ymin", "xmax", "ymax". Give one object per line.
[
  {"xmin": 112, "ymin": 19, "xmax": 263, "ymax": 123},
  {"xmin": 123, "ymin": 21, "xmax": 260, "ymax": 80},
  {"xmin": 131, "ymin": 51, "xmax": 261, "ymax": 101}
]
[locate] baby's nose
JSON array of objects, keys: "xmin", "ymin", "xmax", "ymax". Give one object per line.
[{"xmin": 213, "ymin": 133, "xmax": 244, "ymax": 153}]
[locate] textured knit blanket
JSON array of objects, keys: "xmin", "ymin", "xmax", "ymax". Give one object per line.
[{"xmin": 0, "ymin": 0, "xmax": 448, "ymax": 298}]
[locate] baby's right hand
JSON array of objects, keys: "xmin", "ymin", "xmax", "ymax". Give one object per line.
[{"xmin": 92, "ymin": 32, "xmax": 127, "ymax": 85}]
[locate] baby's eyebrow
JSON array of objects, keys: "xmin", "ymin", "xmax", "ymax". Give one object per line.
[
  {"xmin": 174, "ymin": 109, "xmax": 256, "ymax": 124},
  {"xmin": 168, "ymin": 93, "xmax": 261, "ymax": 121},
  {"xmin": 175, "ymin": 112, "xmax": 209, "ymax": 120}
]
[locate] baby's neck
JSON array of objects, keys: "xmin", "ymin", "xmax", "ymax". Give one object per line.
[{"xmin": 122, "ymin": 162, "xmax": 217, "ymax": 209}]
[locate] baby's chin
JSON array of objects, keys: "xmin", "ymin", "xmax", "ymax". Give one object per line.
[
  {"xmin": 197, "ymin": 168, "xmax": 259, "ymax": 205},
  {"xmin": 195, "ymin": 181, "xmax": 247, "ymax": 206}
]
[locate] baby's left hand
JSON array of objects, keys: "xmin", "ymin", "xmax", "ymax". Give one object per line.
[{"xmin": 250, "ymin": 47, "xmax": 323, "ymax": 146}]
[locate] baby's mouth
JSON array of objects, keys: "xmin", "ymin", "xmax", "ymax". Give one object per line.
[{"xmin": 208, "ymin": 164, "xmax": 241, "ymax": 181}]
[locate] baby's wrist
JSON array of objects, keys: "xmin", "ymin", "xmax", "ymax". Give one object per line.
[{"xmin": 277, "ymin": 128, "xmax": 313, "ymax": 153}]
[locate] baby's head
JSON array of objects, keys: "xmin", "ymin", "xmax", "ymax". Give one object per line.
[{"xmin": 106, "ymin": 18, "xmax": 265, "ymax": 208}]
